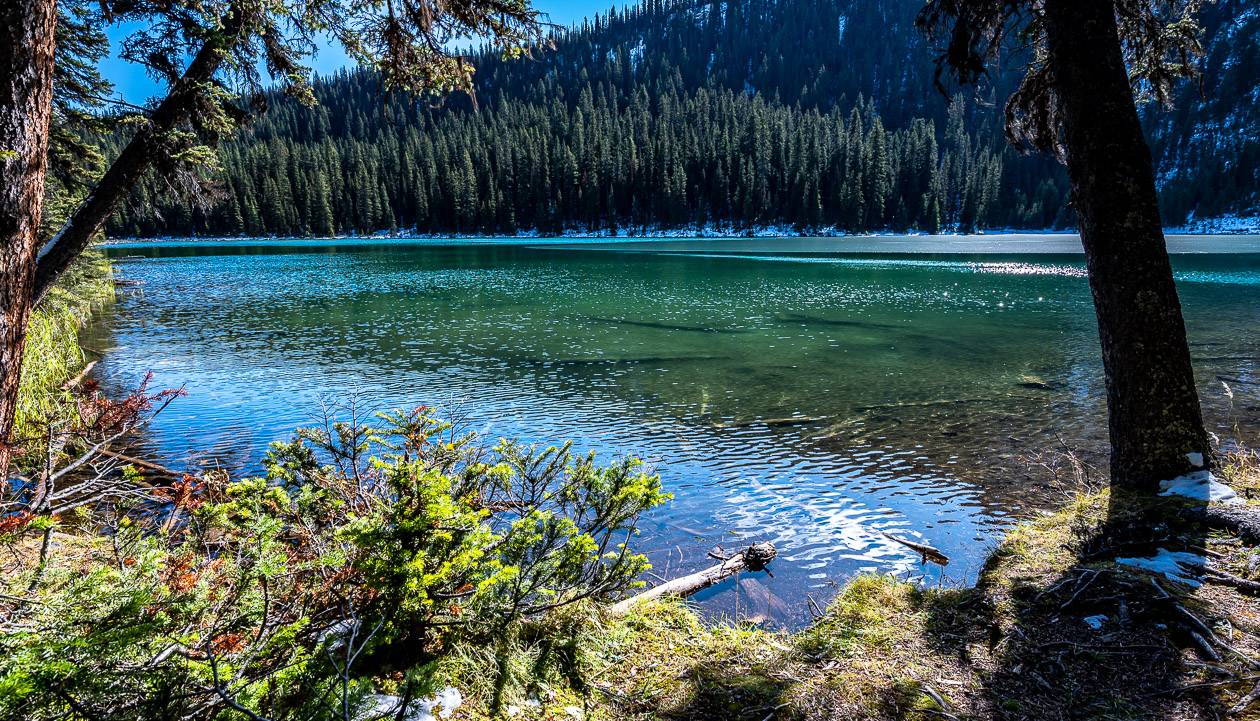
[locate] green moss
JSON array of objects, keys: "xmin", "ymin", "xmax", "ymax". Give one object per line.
[
  {"xmin": 13, "ymin": 249, "xmax": 113, "ymax": 460},
  {"xmin": 794, "ymin": 574, "xmax": 919, "ymax": 657}
]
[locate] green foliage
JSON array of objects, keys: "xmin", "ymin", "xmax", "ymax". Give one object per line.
[
  {"xmin": 0, "ymin": 407, "xmax": 666, "ymax": 720},
  {"xmin": 13, "ymin": 251, "xmax": 114, "ymax": 463}
]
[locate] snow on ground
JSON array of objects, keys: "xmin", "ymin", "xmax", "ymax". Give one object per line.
[
  {"xmin": 1166, "ymin": 213, "xmax": 1260, "ymax": 235},
  {"xmin": 1159, "ymin": 470, "xmax": 1242, "ymax": 505},
  {"xmin": 1115, "ymin": 548, "xmax": 1205, "ymax": 587},
  {"xmin": 363, "ymin": 687, "xmax": 462, "ymax": 721},
  {"xmin": 1082, "ymin": 614, "xmax": 1107, "ymax": 630},
  {"xmin": 107, "ymin": 217, "xmax": 1260, "ymax": 244},
  {"xmin": 628, "ymin": 40, "xmax": 645, "ymax": 69}
]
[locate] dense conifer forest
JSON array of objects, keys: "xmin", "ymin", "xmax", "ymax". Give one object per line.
[{"xmin": 103, "ymin": 0, "xmax": 1260, "ymax": 237}]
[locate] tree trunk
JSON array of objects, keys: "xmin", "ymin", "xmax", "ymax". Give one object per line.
[
  {"xmin": 1043, "ymin": 0, "xmax": 1209, "ymax": 490},
  {"xmin": 31, "ymin": 7, "xmax": 245, "ymax": 306},
  {"xmin": 0, "ymin": 0, "xmax": 57, "ymax": 474}
]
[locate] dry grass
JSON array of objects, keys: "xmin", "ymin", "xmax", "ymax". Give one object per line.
[{"xmin": 1219, "ymin": 446, "xmax": 1260, "ymax": 504}]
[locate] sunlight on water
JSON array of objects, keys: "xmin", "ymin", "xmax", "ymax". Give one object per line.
[
  {"xmin": 655, "ymin": 252, "xmax": 1091, "ymax": 278},
  {"xmin": 90, "ymin": 237, "xmax": 1260, "ymax": 626}
]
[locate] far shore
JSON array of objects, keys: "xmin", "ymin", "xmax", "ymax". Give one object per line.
[{"xmin": 101, "ymin": 229, "xmax": 1260, "ymax": 255}]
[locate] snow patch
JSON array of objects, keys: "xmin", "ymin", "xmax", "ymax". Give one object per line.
[
  {"xmin": 1159, "ymin": 470, "xmax": 1242, "ymax": 505},
  {"xmin": 506, "ymin": 698, "xmax": 542, "ymax": 717},
  {"xmin": 837, "ymin": 16, "xmax": 847, "ymax": 44},
  {"xmin": 1166, "ymin": 213, "xmax": 1260, "ymax": 235},
  {"xmin": 1186, "ymin": 451, "xmax": 1205, "ymax": 468},
  {"xmin": 363, "ymin": 687, "xmax": 462, "ymax": 721},
  {"xmin": 1115, "ymin": 548, "xmax": 1204, "ymax": 587},
  {"xmin": 1083, "ymin": 614, "xmax": 1107, "ymax": 630},
  {"xmin": 628, "ymin": 40, "xmax": 645, "ymax": 69}
]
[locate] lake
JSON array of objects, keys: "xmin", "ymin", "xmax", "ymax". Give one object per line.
[{"xmin": 90, "ymin": 235, "xmax": 1260, "ymax": 626}]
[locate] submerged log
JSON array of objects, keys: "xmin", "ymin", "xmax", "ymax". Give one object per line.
[
  {"xmin": 714, "ymin": 416, "xmax": 829, "ymax": 429},
  {"xmin": 611, "ymin": 542, "xmax": 776, "ymax": 614},
  {"xmin": 881, "ymin": 531, "xmax": 950, "ymax": 566},
  {"xmin": 97, "ymin": 448, "xmax": 181, "ymax": 478}
]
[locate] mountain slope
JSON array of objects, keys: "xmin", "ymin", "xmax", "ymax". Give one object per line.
[
  {"xmin": 1147, "ymin": 0, "xmax": 1260, "ymax": 225},
  {"xmin": 104, "ymin": 0, "xmax": 1258, "ymax": 237}
]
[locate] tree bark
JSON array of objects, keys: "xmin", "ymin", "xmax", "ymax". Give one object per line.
[
  {"xmin": 30, "ymin": 8, "xmax": 245, "ymax": 307},
  {"xmin": 1185, "ymin": 505, "xmax": 1260, "ymax": 546},
  {"xmin": 0, "ymin": 0, "xmax": 58, "ymax": 474},
  {"xmin": 1043, "ymin": 0, "xmax": 1209, "ymax": 490}
]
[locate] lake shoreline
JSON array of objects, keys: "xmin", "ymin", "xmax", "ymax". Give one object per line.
[
  {"xmin": 99, "ymin": 232, "xmax": 1260, "ymax": 256},
  {"xmin": 102, "ymin": 219, "xmax": 1260, "ymax": 245}
]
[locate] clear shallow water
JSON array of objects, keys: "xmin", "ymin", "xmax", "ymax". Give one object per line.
[{"xmin": 91, "ymin": 236, "xmax": 1260, "ymax": 626}]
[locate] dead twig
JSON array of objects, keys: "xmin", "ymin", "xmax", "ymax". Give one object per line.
[{"xmin": 1060, "ymin": 569, "xmax": 1102, "ymax": 610}]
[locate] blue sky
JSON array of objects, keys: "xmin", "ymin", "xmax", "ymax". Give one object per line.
[{"xmin": 103, "ymin": 0, "xmax": 613, "ymax": 102}]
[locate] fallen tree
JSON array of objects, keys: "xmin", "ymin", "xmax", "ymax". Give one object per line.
[{"xmin": 611, "ymin": 542, "xmax": 776, "ymax": 614}]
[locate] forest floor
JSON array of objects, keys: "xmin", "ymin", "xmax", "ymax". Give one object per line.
[{"xmin": 443, "ymin": 450, "xmax": 1260, "ymax": 721}]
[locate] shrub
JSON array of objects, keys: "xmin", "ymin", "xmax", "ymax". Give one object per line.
[{"xmin": 0, "ymin": 406, "xmax": 667, "ymax": 721}]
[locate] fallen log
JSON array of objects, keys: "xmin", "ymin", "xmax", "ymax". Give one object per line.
[
  {"xmin": 60, "ymin": 360, "xmax": 97, "ymax": 391},
  {"xmin": 97, "ymin": 448, "xmax": 182, "ymax": 478},
  {"xmin": 881, "ymin": 531, "xmax": 950, "ymax": 566},
  {"xmin": 611, "ymin": 542, "xmax": 776, "ymax": 614}
]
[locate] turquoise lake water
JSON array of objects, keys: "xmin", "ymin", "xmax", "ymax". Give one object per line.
[{"xmin": 91, "ymin": 235, "xmax": 1260, "ymax": 624}]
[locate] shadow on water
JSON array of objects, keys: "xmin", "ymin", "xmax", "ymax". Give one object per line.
[{"xmin": 586, "ymin": 316, "xmax": 750, "ymax": 334}]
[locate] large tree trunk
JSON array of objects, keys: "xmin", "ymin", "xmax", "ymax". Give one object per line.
[
  {"xmin": 1043, "ymin": 0, "xmax": 1209, "ymax": 490},
  {"xmin": 0, "ymin": 0, "xmax": 58, "ymax": 474},
  {"xmin": 31, "ymin": 8, "xmax": 244, "ymax": 306}
]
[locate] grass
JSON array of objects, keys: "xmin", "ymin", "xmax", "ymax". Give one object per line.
[
  {"xmin": 1219, "ymin": 445, "xmax": 1260, "ymax": 502},
  {"xmin": 13, "ymin": 250, "xmax": 113, "ymax": 463},
  {"xmin": 431, "ymin": 452, "xmax": 1260, "ymax": 720}
]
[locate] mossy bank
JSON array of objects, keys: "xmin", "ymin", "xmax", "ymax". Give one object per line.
[{"xmin": 13, "ymin": 250, "xmax": 113, "ymax": 464}]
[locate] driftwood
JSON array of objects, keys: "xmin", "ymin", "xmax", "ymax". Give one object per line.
[
  {"xmin": 881, "ymin": 532, "xmax": 950, "ymax": 566},
  {"xmin": 611, "ymin": 542, "xmax": 776, "ymax": 614},
  {"xmin": 96, "ymin": 448, "xmax": 182, "ymax": 478},
  {"xmin": 60, "ymin": 360, "xmax": 97, "ymax": 390}
]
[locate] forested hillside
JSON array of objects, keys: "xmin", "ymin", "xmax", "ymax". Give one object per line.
[
  {"xmin": 104, "ymin": 0, "xmax": 1259, "ymax": 237},
  {"xmin": 1147, "ymin": 0, "xmax": 1260, "ymax": 225}
]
